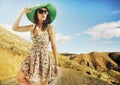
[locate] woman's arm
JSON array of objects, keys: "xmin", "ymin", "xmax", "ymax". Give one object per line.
[
  {"xmin": 49, "ymin": 26, "xmax": 58, "ymax": 66},
  {"xmin": 12, "ymin": 6, "xmax": 33, "ymax": 32}
]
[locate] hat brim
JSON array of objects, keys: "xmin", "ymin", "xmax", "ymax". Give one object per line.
[{"xmin": 26, "ymin": 3, "xmax": 56, "ymax": 24}]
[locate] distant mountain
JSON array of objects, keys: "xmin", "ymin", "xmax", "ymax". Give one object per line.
[
  {"xmin": 71, "ymin": 52, "xmax": 120, "ymax": 72},
  {"xmin": 61, "ymin": 52, "xmax": 76, "ymax": 57},
  {"xmin": 61, "ymin": 52, "xmax": 120, "ymax": 84}
]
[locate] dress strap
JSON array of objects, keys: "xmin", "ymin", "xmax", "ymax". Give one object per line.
[
  {"xmin": 31, "ymin": 24, "xmax": 36, "ymax": 32},
  {"xmin": 46, "ymin": 25, "xmax": 50, "ymax": 34},
  {"xmin": 46, "ymin": 24, "xmax": 51, "ymax": 41},
  {"xmin": 33, "ymin": 24, "xmax": 37, "ymax": 30}
]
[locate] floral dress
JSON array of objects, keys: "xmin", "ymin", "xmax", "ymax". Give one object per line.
[{"xmin": 20, "ymin": 25, "xmax": 56, "ymax": 83}]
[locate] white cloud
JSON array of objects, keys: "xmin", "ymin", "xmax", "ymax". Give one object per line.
[
  {"xmin": 56, "ymin": 33, "xmax": 72, "ymax": 44},
  {"xmin": 93, "ymin": 41, "xmax": 115, "ymax": 44},
  {"xmin": 110, "ymin": 10, "xmax": 120, "ymax": 15},
  {"xmin": 84, "ymin": 20, "xmax": 120, "ymax": 40}
]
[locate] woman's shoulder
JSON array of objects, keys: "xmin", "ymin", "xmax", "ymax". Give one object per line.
[
  {"xmin": 32, "ymin": 24, "xmax": 36, "ymax": 28},
  {"xmin": 47, "ymin": 24, "xmax": 55, "ymax": 32},
  {"xmin": 30, "ymin": 24, "xmax": 36, "ymax": 31},
  {"xmin": 48, "ymin": 24, "xmax": 54, "ymax": 28}
]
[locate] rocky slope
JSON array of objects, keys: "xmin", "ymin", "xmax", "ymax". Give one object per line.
[
  {"xmin": 70, "ymin": 52, "xmax": 120, "ymax": 72},
  {"xmin": 61, "ymin": 52, "xmax": 120, "ymax": 84}
]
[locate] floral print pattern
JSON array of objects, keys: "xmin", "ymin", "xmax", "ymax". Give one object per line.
[{"xmin": 20, "ymin": 25, "xmax": 56, "ymax": 83}]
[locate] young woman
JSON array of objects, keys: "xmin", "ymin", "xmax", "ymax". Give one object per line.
[{"xmin": 12, "ymin": 3, "xmax": 58, "ymax": 85}]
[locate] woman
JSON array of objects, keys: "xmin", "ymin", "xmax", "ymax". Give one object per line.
[{"xmin": 12, "ymin": 3, "xmax": 58, "ymax": 85}]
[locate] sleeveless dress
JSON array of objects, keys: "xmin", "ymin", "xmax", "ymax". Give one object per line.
[{"xmin": 20, "ymin": 25, "xmax": 56, "ymax": 83}]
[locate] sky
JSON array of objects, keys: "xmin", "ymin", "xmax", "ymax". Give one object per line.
[{"xmin": 0, "ymin": 0, "xmax": 120, "ymax": 54}]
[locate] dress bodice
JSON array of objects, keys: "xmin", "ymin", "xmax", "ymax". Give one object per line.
[{"xmin": 30, "ymin": 26, "xmax": 50, "ymax": 49}]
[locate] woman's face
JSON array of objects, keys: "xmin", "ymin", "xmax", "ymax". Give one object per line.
[{"xmin": 37, "ymin": 8, "xmax": 48, "ymax": 22}]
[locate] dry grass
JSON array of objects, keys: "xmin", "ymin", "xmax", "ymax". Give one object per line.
[
  {"xmin": 0, "ymin": 25, "xmax": 30, "ymax": 80},
  {"xmin": 0, "ymin": 47, "xmax": 26, "ymax": 80},
  {"xmin": 0, "ymin": 25, "xmax": 31, "ymax": 56}
]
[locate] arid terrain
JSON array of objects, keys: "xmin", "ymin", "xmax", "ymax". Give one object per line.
[{"xmin": 0, "ymin": 25, "xmax": 120, "ymax": 85}]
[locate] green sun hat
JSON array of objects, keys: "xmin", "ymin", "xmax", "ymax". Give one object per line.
[{"xmin": 26, "ymin": 3, "xmax": 57, "ymax": 23}]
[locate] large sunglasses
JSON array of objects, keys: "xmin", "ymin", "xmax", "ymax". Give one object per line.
[{"xmin": 37, "ymin": 9, "xmax": 48, "ymax": 14}]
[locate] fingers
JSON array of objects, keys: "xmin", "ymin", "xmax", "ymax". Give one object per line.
[
  {"xmin": 22, "ymin": 5, "xmax": 31, "ymax": 13},
  {"xmin": 54, "ymin": 66, "xmax": 58, "ymax": 75}
]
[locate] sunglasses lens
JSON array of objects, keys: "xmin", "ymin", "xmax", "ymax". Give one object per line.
[{"xmin": 38, "ymin": 10, "xmax": 48, "ymax": 14}]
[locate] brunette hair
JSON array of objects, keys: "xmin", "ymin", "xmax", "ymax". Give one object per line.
[{"xmin": 33, "ymin": 7, "xmax": 51, "ymax": 31}]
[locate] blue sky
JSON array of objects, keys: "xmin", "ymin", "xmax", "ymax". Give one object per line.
[{"xmin": 0, "ymin": 0, "xmax": 120, "ymax": 54}]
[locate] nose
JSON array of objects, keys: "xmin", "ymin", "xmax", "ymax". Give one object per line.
[{"xmin": 43, "ymin": 12, "xmax": 46, "ymax": 15}]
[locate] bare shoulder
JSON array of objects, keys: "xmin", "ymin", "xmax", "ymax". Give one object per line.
[
  {"xmin": 48, "ymin": 24, "xmax": 55, "ymax": 34},
  {"xmin": 47, "ymin": 24, "xmax": 56, "ymax": 41}
]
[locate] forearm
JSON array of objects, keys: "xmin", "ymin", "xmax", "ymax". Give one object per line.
[
  {"xmin": 52, "ymin": 45, "xmax": 58, "ymax": 66},
  {"xmin": 12, "ymin": 10, "xmax": 24, "ymax": 31}
]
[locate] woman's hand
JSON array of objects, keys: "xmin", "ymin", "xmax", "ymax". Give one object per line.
[
  {"xmin": 54, "ymin": 65, "xmax": 58, "ymax": 75},
  {"xmin": 12, "ymin": 5, "xmax": 33, "ymax": 32},
  {"xmin": 22, "ymin": 5, "xmax": 31, "ymax": 14}
]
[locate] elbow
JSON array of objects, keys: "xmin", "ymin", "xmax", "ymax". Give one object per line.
[
  {"xmin": 12, "ymin": 28, "xmax": 16, "ymax": 31},
  {"xmin": 12, "ymin": 26, "xmax": 18, "ymax": 31}
]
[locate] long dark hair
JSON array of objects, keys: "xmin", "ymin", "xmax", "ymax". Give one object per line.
[{"xmin": 33, "ymin": 7, "xmax": 51, "ymax": 31}]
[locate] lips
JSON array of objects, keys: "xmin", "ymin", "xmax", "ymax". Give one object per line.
[{"xmin": 42, "ymin": 16, "xmax": 45, "ymax": 18}]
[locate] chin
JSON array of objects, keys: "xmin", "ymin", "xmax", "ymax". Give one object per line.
[{"xmin": 41, "ymin": 18, "xmax": 46, "ymax": 21}]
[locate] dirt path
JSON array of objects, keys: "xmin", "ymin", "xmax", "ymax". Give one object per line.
[
  {"xmin": 0, "ymin": 78, "xmax": 19, "ymax": 85},
  {"xmin": 0, "ymin": 67, "xmax": 110, "ymax": 85}
]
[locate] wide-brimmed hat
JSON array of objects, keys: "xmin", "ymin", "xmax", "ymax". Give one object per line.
[{"xmin": 26, "ymin": 3, "xmax": 57, "ymax": 23}]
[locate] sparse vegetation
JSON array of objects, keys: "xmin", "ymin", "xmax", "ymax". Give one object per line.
[{"xmin": 96, "ymin": 72, "xmax": 102, "ymax": 78}]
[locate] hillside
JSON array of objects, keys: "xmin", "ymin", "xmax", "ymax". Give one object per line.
[
  {"xmin": 61, "ymin": 52, "xmax": 120, "ymax": 84},
  {"xmin": 0, "ymin": 25, "xmax": 31, "ymax": 80},
  {"xmin": 72, "ymin": 52, "xmax": 120, "ymax": 72},
  {"xmin": 0, "ymin": 25, "xmax": 31, "ymax": 55},
  {"xmin": 0, "ymin": 25, "xmax": 120, "ymax": 85}
]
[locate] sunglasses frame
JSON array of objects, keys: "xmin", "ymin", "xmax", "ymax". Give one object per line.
[{"xmin": 37, "ymin": 9, "xmax": 48, "ymax": 14}]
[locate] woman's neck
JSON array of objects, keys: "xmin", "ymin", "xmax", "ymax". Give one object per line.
[{"xmin": 38, "ymin": 21, "xmax": 43, "ymax": 29}]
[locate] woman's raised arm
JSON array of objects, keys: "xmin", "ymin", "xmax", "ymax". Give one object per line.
[{"xmin": 12, "ymin": 6, "xmax": 33, "ymax": 32}]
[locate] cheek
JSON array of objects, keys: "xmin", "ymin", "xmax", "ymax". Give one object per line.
[
  {"xmin": 42, "ymin": 15, "xmax": 48, "ymax": 20},
  {"xmin": 37, "ymin": 15, "xmax": 42, "ymax": 19},
  {"xmin": 45, "ymin": 15, "xmax": 48, "ymax": 18}
]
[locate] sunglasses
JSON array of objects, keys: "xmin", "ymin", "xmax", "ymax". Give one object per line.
[{"xmin": 37, "ymin": 9, "xmax": 48, "ymax": 14}]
